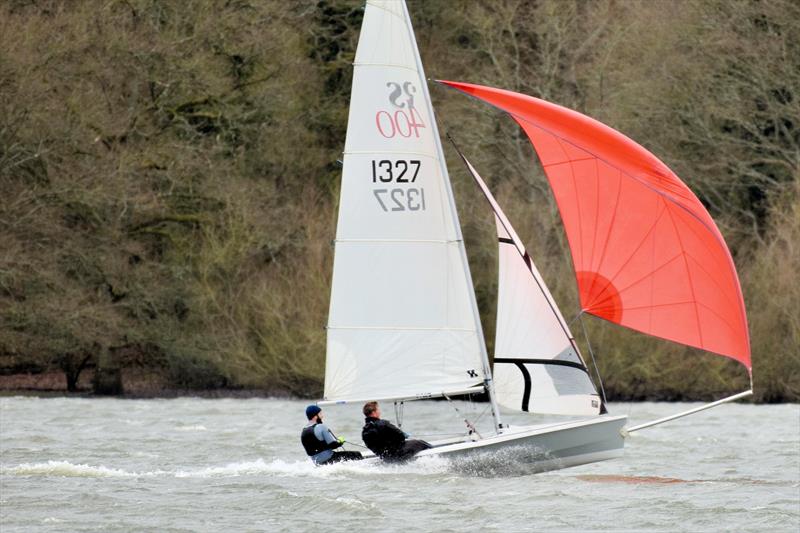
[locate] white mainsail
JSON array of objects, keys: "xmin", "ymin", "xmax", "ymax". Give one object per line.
[
  {"xmin": 324, "ymin": 0, "xmax": 488, "ymax": 402},
  {"xmin": 456, "ymin": 153, "xmax": 602, "ymax": 416}
]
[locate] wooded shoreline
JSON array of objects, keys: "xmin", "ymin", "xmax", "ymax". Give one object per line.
[{"xmin": 1, "ymin": 1, "xmax": 798, "ymax": 403}]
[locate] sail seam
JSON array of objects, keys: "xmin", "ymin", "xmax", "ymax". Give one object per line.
[
  {"xmin": 588, "ymin": 251, "xmax": 684, "ymax": 309},
  {"xmin": 364, "ymin": 1, "xmax": 405, "ymax": 21},
  {"xmin": 353, "ymin": 62, "xmax": 418, "ymax": 72},
  {"xmin": 343, "ymin": 150, "xmax": 437, "ymax": 157},
  {"xmin": 335, "ymin": 238, "xmax": 461, "ymax": 243},
  {"xmin": 328, "ymin": 326, "xmax": 475, "ymax": 331},
  {"xmin": 665, "ymin": 206, "xmax": 705, "ymax": 348},
  {"xmin": 584, "ymin": 201, "xmax": 668, "ymax": 310}
]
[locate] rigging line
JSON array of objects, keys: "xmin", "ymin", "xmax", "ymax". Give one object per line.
[
  {"xmin": 327, "ymin": 428, "xmax": 369, "ymax": 450},
  {"xmin": 580, "ymin": 314, "xmax": 608, "ymax": 407},
  {"xmin": 442, "ymin": 392, "xmax": 483, "ymax": 439},
  {"xmin": 568, "ymin": 310, "xmax": 585, "ymax": 328},
  {"xmin": 343, "ymin": 440, "xmax": 370, "ymax": 450},
  {"xmin": 471, "ymin": 402, "xmax": 492, "ymax": 427}
]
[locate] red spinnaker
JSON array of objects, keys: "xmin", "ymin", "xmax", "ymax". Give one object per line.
[{"xmin": 440, "ymin": 80, "xmax": 751, "ymax": 371}]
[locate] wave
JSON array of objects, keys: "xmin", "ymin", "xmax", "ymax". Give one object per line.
[
  {"xmin": 0, "ymin": 460, "xmax": 158, "ymax": 478},
  {"xmin": 173, "ymin": 424, "xmax": 207, "ymax": 432},
  {"xmin": 175, "ymin": 458, "xmax": 295, "ymax": 478}
]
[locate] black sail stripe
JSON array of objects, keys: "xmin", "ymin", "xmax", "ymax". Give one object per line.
[
  {"xmin": 513, "ymin": 361, "xmax": 532, "ymax": 412},
  {"xmin": 498, "ymin": 237, "xmax": 514, "ymax": 244},
  {"xmin": 494, "ymin": 357, "xmax": 590, "ymax": 373},
  {"xmin": 522, "ymin": 251, "xmax": 532, "ymax": 269}
]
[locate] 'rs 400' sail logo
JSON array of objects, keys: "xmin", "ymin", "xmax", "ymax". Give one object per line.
[
  {"xmin": 370, "ymin": 81, "xmax": 428, "ymax": 213},
  {"xmin": 375, "ymin": 82, "xmax": 426, "ymax": 138}
]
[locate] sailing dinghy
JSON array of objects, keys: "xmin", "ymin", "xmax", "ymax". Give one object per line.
[{"xmin": 318, "ymin": 0, "xmax": 752, "ymax": 471}]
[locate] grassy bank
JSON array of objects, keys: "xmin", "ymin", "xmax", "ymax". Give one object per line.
[{"xmin": 1, "ymin": 1, "xmax": 798, "ymax": 402}]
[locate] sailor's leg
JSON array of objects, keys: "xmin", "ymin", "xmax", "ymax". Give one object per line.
[
  {"xmin": 323, "ymin": 451, "xmax": 364, "ymax": 464},
  {"xmin": 405, "ymin": 439, "xmax": 432, "ymax": 453},
  {"xmin": 396, "ymin": 439, "xmax": 432, "ymax": 460}
]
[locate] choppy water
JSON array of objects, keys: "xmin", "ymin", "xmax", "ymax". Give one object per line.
[{"xmin": 1, "ymin": 397, "xmax": 798, "ymax": 532}]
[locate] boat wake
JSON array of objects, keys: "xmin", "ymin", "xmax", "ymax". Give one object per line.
[
  {"xmin": 0, "ymin": 456, "xmax": 455, "ymax": 480},
  {"xmin": 1, "ymin": 451, "xmax": 551, "ymax": 479},
  {"xmin": 444, "ymin": 445, "xmax": 564, "ymax": 477}
]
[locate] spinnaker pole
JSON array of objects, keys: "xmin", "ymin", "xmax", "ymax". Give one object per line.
[{"xmin": 626, "ymin": 389, "xmax": 753, "ymax": 433}]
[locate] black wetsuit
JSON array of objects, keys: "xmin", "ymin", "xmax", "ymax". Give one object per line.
[{"xmin": 361, "ymin": 417, "xmax": 431, "ymax": 461}]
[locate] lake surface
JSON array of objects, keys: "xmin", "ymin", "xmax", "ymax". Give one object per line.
[{"xmin": 1, "ymin": 396, "xmax": 798, "ymax": 532}]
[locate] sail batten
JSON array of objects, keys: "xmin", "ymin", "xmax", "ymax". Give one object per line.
[{"xmin": 440, "ymin": 80, "xmax": 751, "ymax": 371}]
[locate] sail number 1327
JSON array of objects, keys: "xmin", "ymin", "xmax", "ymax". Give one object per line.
[{"xmin": 371, "ymin": 159, "xmax": 426, "ymax": 212}]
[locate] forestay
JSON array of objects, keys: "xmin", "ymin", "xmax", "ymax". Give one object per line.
[
  {"xmin": 324, "ymin": 1, "xmax": 487, "ymax": 402},
  {"xmin": 456, "ymin": 153, "xmax": 602, "ymax": 416}
]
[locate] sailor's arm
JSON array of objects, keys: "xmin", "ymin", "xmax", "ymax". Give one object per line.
[
  {"xmin": 382, "ymin": 420, "xmax": 409, "ymax": 439},
  {"xmin": 314, "ymin": 423, "xmax": 343, "ymax": 450}
]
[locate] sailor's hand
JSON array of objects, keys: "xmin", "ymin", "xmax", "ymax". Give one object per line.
[{"xmin": 337, "ymin": 436, "xmax": 346, "ymax": 444}]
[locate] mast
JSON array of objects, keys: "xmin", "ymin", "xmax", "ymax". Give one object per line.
[{"xmin": 400, "ymin": 1, "xmax": 503, "ymax": 432}]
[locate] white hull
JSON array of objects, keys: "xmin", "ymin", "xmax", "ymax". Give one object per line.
[{"xmin": 355, "ymin": 415, "xmax": 627, "ymax": 473}]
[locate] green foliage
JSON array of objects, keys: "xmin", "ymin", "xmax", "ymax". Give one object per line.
[{"xmin": 0, "ymin": 0, "xmax": 797, "ymax": 400}]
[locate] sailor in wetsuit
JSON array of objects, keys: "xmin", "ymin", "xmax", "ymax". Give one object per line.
[
  {"xmin": 361, "ymin": 401, "xmax": 431, "ymax": 461},
  {"xmin": 300, "ymin": 405, "xmax": 363, "ymax": 465}
]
